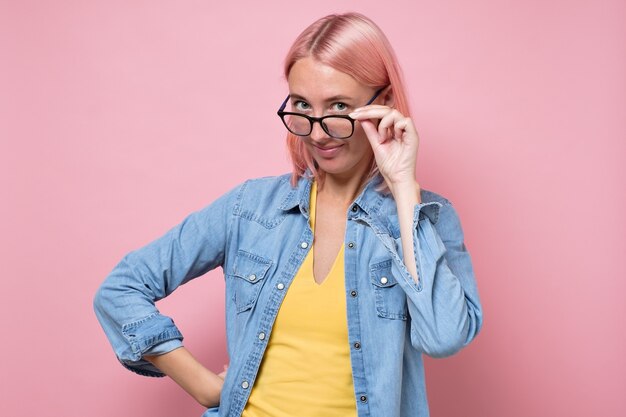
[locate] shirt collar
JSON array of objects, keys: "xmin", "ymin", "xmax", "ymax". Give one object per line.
[
  {"xmin": 278, "ymin": 172, "xmax": 387, "ymax": 217},
  {"xmin": 278, "ymin": 174, "xmax": 312, "ymax": 215},
  {"xmin": 353, "ymin": 175, "xmax": 387, "ymax": 216}
]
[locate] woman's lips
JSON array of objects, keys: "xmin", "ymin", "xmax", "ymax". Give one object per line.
[{"xmin": 313, "ymin": 143, "xmax": 344, "ymax": 158}]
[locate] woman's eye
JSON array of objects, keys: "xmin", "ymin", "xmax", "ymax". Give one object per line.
[
  {"xmin": 332, "ymin": 102, "xmax": 349, "ymax": 112},
  {"xmin": 293, "ymin": 101, "xmax": 310, "ymax": 111}
]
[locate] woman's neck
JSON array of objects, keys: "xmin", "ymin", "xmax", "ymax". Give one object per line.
[{"xmin": 317, "ymin": 168, "xmax": 369, "ymax": 208}]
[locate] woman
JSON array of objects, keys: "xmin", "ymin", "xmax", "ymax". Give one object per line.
[{"xmin": 94, "ymin": 12, "xmax": 482, "ymax": 417}]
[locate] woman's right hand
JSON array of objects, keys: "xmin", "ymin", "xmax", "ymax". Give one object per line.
[
  {"xmin": 144, "ymin": 347, "xmax": 225, "ymax": 408},
  {"xmin": 218, "ymin": 364, "xmax": 229, "ymax": 380}
]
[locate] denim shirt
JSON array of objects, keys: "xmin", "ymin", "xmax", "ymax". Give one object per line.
[{"xmin": 94, "ymin": 173, "xmax": 482, "ymax": 417}]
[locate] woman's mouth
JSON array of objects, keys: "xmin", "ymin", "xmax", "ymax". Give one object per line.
[{"xmin": 313, "ymin": 143, "xmax": 344, "ymax": 158}]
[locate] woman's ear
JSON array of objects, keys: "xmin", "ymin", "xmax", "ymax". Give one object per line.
[{"xmin": 383, "ymin": 86, "xmax": 395, "ymax": 107}]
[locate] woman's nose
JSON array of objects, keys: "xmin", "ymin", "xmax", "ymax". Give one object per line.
[{"xmin": 309, "ymin": 120, "xmax": 329, "ymax": 141}]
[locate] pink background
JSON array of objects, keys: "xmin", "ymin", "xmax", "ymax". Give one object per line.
[{"xmin": 1, "ymin": 1, "xmax": 624, "ymax": 416}]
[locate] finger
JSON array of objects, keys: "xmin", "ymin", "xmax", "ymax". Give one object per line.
[
  {"xmin": 377, "ymin": 110, "xmax": 405, "ymax": 140},
  {"xmin": 218, "ymin": 364, "xmax": 229, "ymax": 379},
  {"xmin": 352, "ymin": 104, "xmax": 391, "ymax": 113},
  {"xmin": 349, "ymin": 105, "xmax": 394, "ymax": 120},
  {"xmin": 394, "ymin": 118, "xmax": 408, "ymax": 140},
  {"xmin": 401, "ymin": 117, "xmax": 419, "ymax": 142},
  {"xmin": 360, "ymin": 119, "xmax": 383, "ymax": 146},
  {"xmin": 400, "ymin": 118, "xmax": 420, "ymax": 152}
]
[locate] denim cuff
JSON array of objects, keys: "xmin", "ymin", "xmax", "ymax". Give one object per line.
[
  {"xmin": 119, "ymin": 313, "xmax": 184, "ymax": 377},
  {"xmin": 413, "ymin": 201, "xmax": 443, "ymax": 224},
  {"xmin": 143, "ymin": 339, "xmax": 183, "ymax": 356}
]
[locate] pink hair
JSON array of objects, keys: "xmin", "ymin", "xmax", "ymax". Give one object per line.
[{"xmin": 283, "ymin": 12, "xmax": 411, "ymax": 188}]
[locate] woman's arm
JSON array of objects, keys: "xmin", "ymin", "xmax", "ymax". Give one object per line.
[
  {"xmin": 350, "ymin": 105, "xmax": 422, "ymax": 283},
  {"xmin": 94, "ymin": 184, "xmax": 240, "ymax": 376},
  {"xmin": 387, "ymin": 180, "xmax": 421, "ymax": 284},
  {"xmin": 351, "ymin": 106, "xmax": 482, "ymax": 357},
  {"xmin": 144, "ymin": 347, "xmax": 226, "ymax": 408}
]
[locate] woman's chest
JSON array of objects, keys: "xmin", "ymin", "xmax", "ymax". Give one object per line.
[{"xmin": 222, "ymin": 212, "xmax": 408, "ymax": 326}]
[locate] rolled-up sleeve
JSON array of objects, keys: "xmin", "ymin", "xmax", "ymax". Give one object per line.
[
  {"xmin": 392, "ymin": 200, "xmax": 483, "ymax": 358},
  {"xmin": 93, "ymin": 184, "xmax": 240, "ymax": 376}
]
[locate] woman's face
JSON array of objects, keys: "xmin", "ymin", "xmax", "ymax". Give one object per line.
[{"xmin": 287, "ymin": 57, "xmax": 378, "ymax": 181}]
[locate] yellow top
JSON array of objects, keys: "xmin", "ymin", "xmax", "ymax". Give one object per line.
[{"xmin": 242, "ymin": 182, "xmax": 357, "ymax": 417}]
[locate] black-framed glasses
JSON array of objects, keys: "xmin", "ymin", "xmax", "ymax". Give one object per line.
[{"xmin": 277, "ymin": 87, "xmax": 385, "ymax": 139}]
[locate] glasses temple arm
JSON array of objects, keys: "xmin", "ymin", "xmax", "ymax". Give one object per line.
[
  {"xmin": 365, "ymin": 87, "xmax": 387, "ymax": 105},
  {"xmin": 278, "ymin": 95, "xmax": 290, "ymax": 112}
]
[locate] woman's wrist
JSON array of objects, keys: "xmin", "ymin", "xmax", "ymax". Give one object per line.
[
  {"xmin": 388, "ymin": 179, "xmax": 421, "ymax": 205},
  {"xmin": 145, "ymin": 347, "xmax": 223, "ymax": 408}
]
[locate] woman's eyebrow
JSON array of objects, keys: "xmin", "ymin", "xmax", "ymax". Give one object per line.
[
  {"xmin": 288, "ymin": 93, "xmax": 308, "ymax": 101},
  {"xmin": 289, "ymin": 93, "xmax": 355, "ymax": 102},
  {"xmin": 326, "ymin": 95, "xmax": 353, "ymax": 102}
]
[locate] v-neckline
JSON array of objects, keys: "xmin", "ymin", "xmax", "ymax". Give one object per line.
[
  {"xmin": 309, "ymin": 181, "xmax": 344, "ymax": 286},
  {"xmin": 311, "ymin": 243, "xmax": 344, "ymax": 286}
]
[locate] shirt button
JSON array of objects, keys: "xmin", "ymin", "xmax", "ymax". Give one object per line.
[
  {"xmin": 353, "ymin": 342, "xmax": 361, "ymax": 349},
  {"xmin": 351, "ymin": 204, "xmax": 358, "ymax": 212},
  {"xmin": 350, "ymin": 290, "xmax": 358, "ymax": 297},
  {"xmin": 248, "ymin": 274, "xmax": 257, "ymax": 282},
  {"xmin": 300, "ymin": 242, "xmax": 308, "ymax": 249},
  {"xmin": 348, "ymin": 242, "xmax": 355, "ymax": 249},
  {"xmin": 277, "ymin": 283, "xmax": 285, "ymax": 290},
  {"xmin": 360, "ymin": 395, "xmax": 368, "ymax": 403},
  {"xmin": 258, "ymin": 332, "xmax": 266, "ymax": 340},
  {"xmin": 241, "ymin": 380, "xmax": 250, "ymax": 389},
  {"xmin": 380, "ymin": 276, "xmax": 388, "ymax": 285}
]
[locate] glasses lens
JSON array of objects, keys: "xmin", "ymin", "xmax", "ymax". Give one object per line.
[
  {"xmin": 322, "ymin": 117, "xmax": 353, "ymax": 139},
  {"xmin": 282, "ymin": 114, "xmax": 311, "ymax": 136}
]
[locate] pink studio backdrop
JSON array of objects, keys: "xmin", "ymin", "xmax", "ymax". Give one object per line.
[{"xmin": 1, "ymin": 1, "xmax": 624, "ymax": 416}]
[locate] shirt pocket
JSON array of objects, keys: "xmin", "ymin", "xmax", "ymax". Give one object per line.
[
  {"xmin": 231, "ymin": 250, "xmax": 272, "ymax": 313},
  {"xmin": 370, "ymin": 259, "xmax": 408, "ymax": 320}
]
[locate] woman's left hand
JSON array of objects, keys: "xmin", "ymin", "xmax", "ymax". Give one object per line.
[
  {"xmin": 351, "ymin": 105, "xmax": 422, "ymax": 283},
  {"xmin": 349, "ymin": 105, "xmax": 419, "ymax": 190}
]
